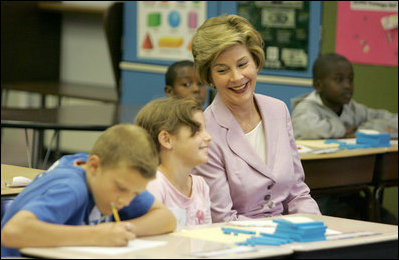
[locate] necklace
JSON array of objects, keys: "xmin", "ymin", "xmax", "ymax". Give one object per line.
[{"xmin": 158, "ymin": 166, "xmax": 192, "ymax": 197}]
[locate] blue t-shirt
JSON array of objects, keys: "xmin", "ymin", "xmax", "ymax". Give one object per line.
[{"xmin": 1, "ymin": 153, "xmax": 155, "ymax": 257}]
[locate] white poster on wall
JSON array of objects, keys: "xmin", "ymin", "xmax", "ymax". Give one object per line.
[{"xmin": 137, "ymin": 1, "xmax": 207, "ymax": 61}]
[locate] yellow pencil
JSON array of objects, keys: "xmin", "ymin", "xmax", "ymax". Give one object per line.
[{"xmin": 111, "ymin": 203, "xmax": 121, "ymax": 222}]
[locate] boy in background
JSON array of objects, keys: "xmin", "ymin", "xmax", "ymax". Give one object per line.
[
  {"xmin": 135, "ymin": 97, "xmax": 212, "ymax": 227},
  {"xmin": 291, "ymin": 53, "xmax": 398, "ymax": 140},
  {"xmin": 1, "ymin": 124, "xmax": 176, "ymax": 257},
  {"xmin": 291, "ymin": 53, "xmax": 398, "ymax": 224},
  {"xmin": 165, "ymin": 60, "xmax": 208, "ymax": 107}
]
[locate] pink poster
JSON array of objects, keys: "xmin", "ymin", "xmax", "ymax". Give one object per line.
[{"xmin": 335, "ymin": 1, "xmax": 398, "ymax": 67}]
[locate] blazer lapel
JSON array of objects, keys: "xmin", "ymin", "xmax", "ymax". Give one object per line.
[
  {"xmin": 256, "ymin": 94, "xmax": 280, "ymax": 183},
  {"xmin": 211, "ymin": 94, "xmax": 277, "ymax": 182}
]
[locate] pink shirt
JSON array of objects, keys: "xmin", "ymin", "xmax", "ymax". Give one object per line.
[{"xmin": 147, "ymin": 170, "xmax": 212, "ymax": 227}]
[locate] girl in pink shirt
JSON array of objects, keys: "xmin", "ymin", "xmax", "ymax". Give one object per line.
[{"xmin": 135, "ymin": 97, "xmax": 212, "ymax": 227}]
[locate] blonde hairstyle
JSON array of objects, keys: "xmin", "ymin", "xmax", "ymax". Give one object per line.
[
  {"xmin": 192, "ymin": 14, "xmax": 265, "ymax": 86},
  {"xmin": 135, "ymin": 97, "xmax": 203, "ymax": 153},
  {"xmin": 90, "ymin": 124, "xmax": 158, "ymax": 178}
]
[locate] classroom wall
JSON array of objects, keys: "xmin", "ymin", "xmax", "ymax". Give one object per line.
[
  {"xmin": 120, "ymin": 2, "xmax": 321, "ymax": 112},
  {"xmin": 1, "ymin": 1, "xmax": 114, "ymax": 158},
  {"xmin": 53, "ymin": 1, "xmax": 115, "ymax": 152},
  {"xmin": 121, "ymin": 1, "xmax": 398, "ymax": 114},
  {"xmin": 321, "ymin": 2, "xmax": 398, "ymax": 114}
]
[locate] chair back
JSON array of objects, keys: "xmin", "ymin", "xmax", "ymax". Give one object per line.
[
  {"xmin": 1, "ymin": 198, "xmax": 14, "ymax": 220},
  {"xmin": 103, "ymin": 2, "xmax": 124, "ymax": 100}
]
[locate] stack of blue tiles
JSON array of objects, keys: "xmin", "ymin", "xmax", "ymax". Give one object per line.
[
  {"xmin": 272, "ymin": 219, "xmax": 327, "ymax": 242},
  {"xmin": 236, "ymin": 232, "xmax": 293, "ymax": 246},
  {"xmin": 356, "ymin": 132, "xmax": 391, "ymax": 147},
  {"xmin": 226, "ymin": 219, "xmax": 327, "ymax": 247}
]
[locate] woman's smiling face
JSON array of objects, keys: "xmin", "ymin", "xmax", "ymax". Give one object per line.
[{"xmin": 210, "ymin": 44, "xmax": 258, "ymax": 108}]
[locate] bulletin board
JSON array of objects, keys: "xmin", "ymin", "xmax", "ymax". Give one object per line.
[
  {"xmin": 123, "ymin": 1, "xmax": 320, "ymax": 77},
  {"xmin": 137, "ymin": 1, "xmax": 207, "ymax": 61},
  {"xmin": 237, "ymin": 1, "xmax": 311, "ymax": 72},
  {"xmin": 335, "ymin": 1, "xmax": 398, "ymax": 67}
]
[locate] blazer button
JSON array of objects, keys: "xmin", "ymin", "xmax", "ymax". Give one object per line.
[
  {"xmin": 267, "ymin": 200, "xmax": 274, "ymax": 208},
  {"xmin": 264, "ymin": 194, "xmax": 271, "ymax": 201}
]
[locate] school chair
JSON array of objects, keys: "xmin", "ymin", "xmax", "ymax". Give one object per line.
[
  {"xmin": 1, "ymin": 198, "xmax": 14, "ymax": 220},
  {"xmin": 1, "ymin": 2, "xmax": 123, "ymax": 168},
  {"xmin": 103, "ymin": 1, "xmax": 123, "ymax": 100},
  {"xmin": 1, "ymin": 1, "xmax": 120, "ymax": 107}
]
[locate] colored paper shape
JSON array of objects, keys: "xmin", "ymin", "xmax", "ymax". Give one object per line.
[
  {"xmin": 142, "ymin": 33, "xmax": 153, "ymax": 50},
  {"xmin": 168, "ymin": 10, "xmax": 181, "ymax": 28},
  {"xmin": 187, "ymin": 37, "xmax": 192, "ymax": 51},
  {"xmin": 188, "ymin": 11, "xmax": 197, "ymax": 29},
  {"xmin": 147, "ymin": 12, "xmax": 161, "ymax": 27},
  {"xmin": 158, "ymin": 36, "xmax": 183, "ymax": 48}
]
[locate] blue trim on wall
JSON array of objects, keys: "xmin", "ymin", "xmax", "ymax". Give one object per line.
[
  {"xmin": 254, "ymin": 82, "xmax": 313, "ymax": 113},
  {"xmin": 121, "ymin": 70, "xmax": 211, "ymax": 108},
  {"xmin": 121, "ymin": 69, "xmax": 312, "ymax": 113}
]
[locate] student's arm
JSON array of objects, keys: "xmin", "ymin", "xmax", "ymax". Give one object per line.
[
  {"xmin": 1, "ymin": 210, "xmax": 135, "ymax": 249},
  {"xmin": 355, "ymin": 101, "xmax": 398, "ymax": 134},
  {"xmin": 125, "ymin": 199, "xmax": 176, "ymax": 236},
  {"xmin": 292, "ymin": 101, "xmax": 346, "ymax": 139},
  {"xmin": 344, "ymin": 125, "xmax": 357, "ymax": 138}
]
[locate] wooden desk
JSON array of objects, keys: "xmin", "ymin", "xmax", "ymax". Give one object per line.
[
  {"xmin": 1, "ymin": 164, "xmax": 43, "ymax": 196},
  {"xmin": 297, "ymin": 140, "xmax": 398, "ymax": 222},
  {"xmin": 372, "ymin": 148, "xmax": 398, "ymax": 222},
  {"xmin": 290, "ymin": 214, "xmax": 397, "ymax": 259},
  {"xmin": 298, "ymin": 147, "xmax": 396, "ymax": 189},
  {"xmin": 19, "ymin": 214, "xmax": 398, "ymax": 259},
  {"xmin": 2, "ymin": 82, "xmax": 118, "ymax": 104}
]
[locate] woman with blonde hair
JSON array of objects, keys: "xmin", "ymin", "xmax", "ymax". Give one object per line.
[{"xmin": 191, "ymin": 14, "xmax": 320, "ymax": 223}]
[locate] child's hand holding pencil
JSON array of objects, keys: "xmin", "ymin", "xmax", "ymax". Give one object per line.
[
  {"xmin": 90, "ymin": 203, "xmax": 135, "ymax": 246},
  {"xmin": 93, "ymin": 220, "xmax": 135, "ymax": 246}
]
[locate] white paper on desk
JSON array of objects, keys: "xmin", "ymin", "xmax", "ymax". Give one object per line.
[
  {"xmin": 296, "ymin": 144, "xmax": 315, "ymax": 154},
  {"xmin": 58, "ymin": 239, "xmax": 167, "ymax": 255},
  {"xmin": 7, "ymin": 176, "xmax": 32, "ymax": 187},
  {"xmin": 296, "ymin": 143, "xmax": 340, "ymax": 154}
]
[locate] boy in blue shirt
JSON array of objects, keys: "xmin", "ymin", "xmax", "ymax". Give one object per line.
[{"xmin": 1, "ymin": 124, "xmax": 176, "ymax": 257}]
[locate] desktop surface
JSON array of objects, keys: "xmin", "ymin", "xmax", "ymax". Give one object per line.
[{"xmin": 19, "ymin": 214, "xmax": 398, "ymax": 259}]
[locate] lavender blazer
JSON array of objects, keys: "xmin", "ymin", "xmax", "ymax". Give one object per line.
[{"xmin": 192, "ymin": 93, "xmax": 320, "ymax": 222}]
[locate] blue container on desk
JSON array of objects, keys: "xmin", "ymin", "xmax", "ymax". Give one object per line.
[{"xmin": 356, "ymin": 132, "xmax": 391, "ymax": 148}]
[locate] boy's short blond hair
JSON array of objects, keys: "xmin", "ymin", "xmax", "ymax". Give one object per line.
[
  {"xmin": 192, "ymin": 14, "xmax": 265, "ymax": 86},
  {"xmin": 135, "ymin": 97, "xmax": 203, "ymax": 153},
  {"xmin": 90, "ymin": 124, "xmax": 158, "ymax": 178}
]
